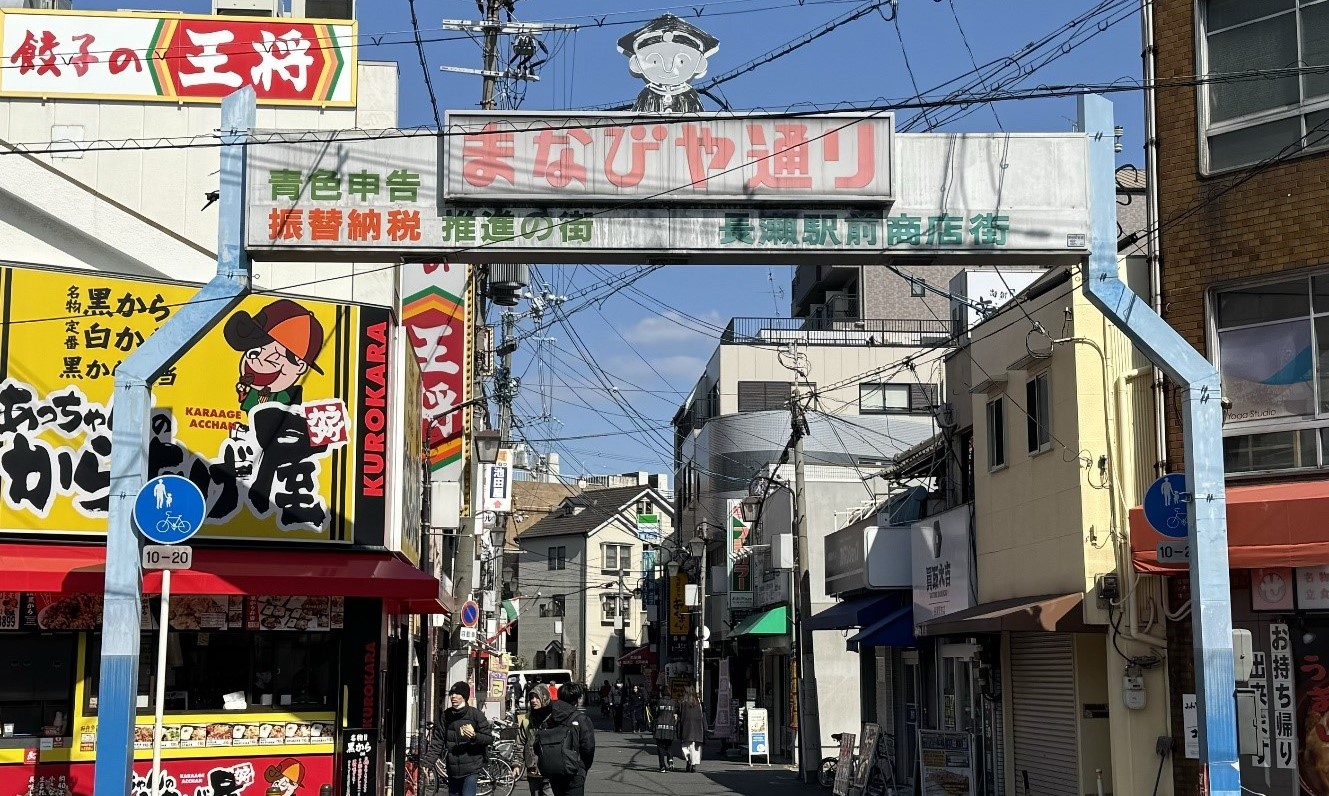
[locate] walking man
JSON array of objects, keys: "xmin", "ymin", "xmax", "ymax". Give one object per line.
[
  {"xmin": 610, "ymin": 683, "xmax": 624, "ymax": 733},
  {"xmin": 536, "ymin": 683, "xmax": 595, "ymax": 796},
  {"xmin": 425, "ymin": 682, "xmax": 493, "ymax": 796}
]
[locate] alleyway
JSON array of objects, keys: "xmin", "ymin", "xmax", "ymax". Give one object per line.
[{"xmin": 580, "ymin": 716, "xmax": 816, "ymax": 796}]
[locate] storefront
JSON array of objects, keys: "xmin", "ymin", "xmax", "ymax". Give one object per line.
[
  {"xmin": 0, "ymin": 267, "xmax": 450, "ymax": 796},
  {"xmin": 1130, "ymin": 482, "xmax": 1329, "ymax": 795},
  {"xmin": 0, "ymin": 547, "xmax": 447, "ymax": 796}
]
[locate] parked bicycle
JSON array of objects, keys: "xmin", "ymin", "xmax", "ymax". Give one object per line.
[
  {"xmin": 405, "ymin": 722, "xmax": 443, "ymax": 796},
  {"xmin": 818, "ymin": 731, "xmax": 898, "ymax": 796}
]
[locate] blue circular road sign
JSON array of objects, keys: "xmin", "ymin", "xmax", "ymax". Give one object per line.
[
  {"xmin": 133, "ymin": 475, "xmax": 206, "ymax": 545},
  {"xmin": 460, "ymin": 600, "xmax": 481, "ymax": 628},
  {"xmin": 1143, "ymin": 473, "xmax": 1189, "ymax": 539}
]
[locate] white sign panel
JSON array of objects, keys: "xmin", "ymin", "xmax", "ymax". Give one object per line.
[
  {"xmin": 482, "ymin": 448, "xmax": 513, "ymax": 513},
  {"xmin": 1270, "ymin": 622, "xmax": 1296, "ymax": 770},
  {"xmin": 245, "ymin": 131, "xmax": 1090, "ymax": 261},
  {"xmin": 911, "ymin": 504, "xmax": 974, "ymax": 623},
  {"xmin": 1182, "ymin": 693, "xmax": 1199, "ymax": 759},
  {"xmin": 1296, "ymin": 565, "xmax": 1329, "ymax": 609},
  {"xmin": 444, "ymin": 112, "xmax": 893, "ymax": 203}
]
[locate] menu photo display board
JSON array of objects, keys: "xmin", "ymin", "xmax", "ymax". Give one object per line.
[{"xmin": 919, "ymin": 730, "xmax": 976, "ymax": 796}]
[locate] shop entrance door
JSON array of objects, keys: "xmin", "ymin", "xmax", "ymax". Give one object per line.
[
  {"xmin": 939, "ymin": 643, "xmax": 1001, "ymax": 796},
  {"xmin": 901, "ymin": 651, "xmax": 922, "ymax": 789}
]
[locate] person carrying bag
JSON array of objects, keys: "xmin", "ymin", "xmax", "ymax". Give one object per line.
[
  {"xmin": 652, "ymin": 693, "xmax": 677, "ymax": 772},
  {"xmin": 517, "ymin": 686, "xmax": 554, "ymax": 796}
]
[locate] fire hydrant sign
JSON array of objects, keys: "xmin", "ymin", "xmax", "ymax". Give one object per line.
[{"xmin": 0, "ymin": 9, "xmax": 356, "ymax": 106}]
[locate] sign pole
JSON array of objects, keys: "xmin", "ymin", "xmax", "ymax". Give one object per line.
[{"xmin": 151, "ymin": 567, "xmax": 171, "ymax": 796}]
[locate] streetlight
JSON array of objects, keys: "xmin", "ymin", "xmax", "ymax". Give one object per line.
[
  {"xmin": 688, "ymin": 532, "xmax": 709, "ymax": 703},
  {"xmin": 473, "ymin": 428, "xmax": 502, "ymax": 464}
]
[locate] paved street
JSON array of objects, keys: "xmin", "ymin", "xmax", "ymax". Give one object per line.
[{"xmin": 578, "ymin": 717, "xmax": 818, "ymax": 796}]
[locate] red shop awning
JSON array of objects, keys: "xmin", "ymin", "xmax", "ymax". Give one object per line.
[
  {"xmin": 0, "ymin": 543, "xmax": 451, "ymax": 614},
  {"xmin": 1130, "ymin": 480, "xmax": 1329, "ymax": 573}
]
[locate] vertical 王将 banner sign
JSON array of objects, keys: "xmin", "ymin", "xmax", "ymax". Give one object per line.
[
  {"xmin": 401, "ymin": 263, "xmax": 468, "ymax": 482},
  {"xmin": 726, "ymin": 499, "xmax": 753, "ymax": 609}
]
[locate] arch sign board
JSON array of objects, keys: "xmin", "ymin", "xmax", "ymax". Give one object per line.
[{"xmin": 243, "ymin": 112, "xmax": 1091, "ymax": 266}]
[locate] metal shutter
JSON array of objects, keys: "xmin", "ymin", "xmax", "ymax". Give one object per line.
[
  {"xmin": 1009, "ymin": 634, "xmax": 1078, "ymax": 796},
  {"xmin": 909, "ymin": 383, "xmax": 939, "ymax": 411}
]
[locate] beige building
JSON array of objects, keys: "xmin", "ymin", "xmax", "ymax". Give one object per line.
[
  {"xmin": 515, "ymin": 482, "xmax": 675, "ymax": 686},
  {"xmin": 917, "ymin": 259, "xmax": 1171, "ymax": 796}
]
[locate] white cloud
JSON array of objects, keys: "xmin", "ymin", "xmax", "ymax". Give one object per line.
[
  {"xmin": 621, "ymin": 310, "xmax": 723, "ymax": 347},
  {"xmin": 604, "ymin": 354, "xmax": 707, "ymax": 388}
]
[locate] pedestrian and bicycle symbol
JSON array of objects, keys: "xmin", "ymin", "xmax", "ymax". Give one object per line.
[
  {"xmin": 133, "ymin": 475, "xmax": 206, "ymax": 545},
  {"xmin": 1143, "ymin": 473, "xmax": 1188, "ymax": 539}
]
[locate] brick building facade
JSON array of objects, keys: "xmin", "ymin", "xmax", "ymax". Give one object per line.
[{"xmin": 1153, "ymin": 1, "xmax": 1329, "ymax": 793}]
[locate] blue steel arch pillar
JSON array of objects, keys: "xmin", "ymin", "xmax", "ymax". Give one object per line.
[
  {"xmin": 92, "ymin": 86, "xmax": 256, "ymax": 796},
  {"xmin": 1079, "ymin": 94, "xmax": 1239, "ymax": 795}
]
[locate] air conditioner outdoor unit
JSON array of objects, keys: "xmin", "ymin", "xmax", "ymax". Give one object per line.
[
  {"xmin": 291, "ymin": 0, "xmax": 355, "ymax": 18},
  {"xmin": 824, "ymin": 290, "xmax": 854, "ymax": 319},
  {"xmin": 212, "ymin": 0, "xmax": 281, "ymax": 16}
]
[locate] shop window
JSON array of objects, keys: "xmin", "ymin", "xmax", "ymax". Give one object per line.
[
  {"xmin": 860, "ymin": 382, "xmax": 938, "ymax": 414},
  {"xmin": 1025, "ymin": 372, "xmax": 1051, "ymax": 454},
  {"xmin": 1213, "ymin": 272, "xmax": 1329, "ymax": 474},
  {"xmin": 986, "ymin": 397, "xmax": 1006, "ymax": 470},
  {"xmin": 547, "ymin": 546, "xmax": 566, "ymax": 570},
  {"xmin": 1197, "ymin": 0, "xmax": 1329, "ymax": 172},
  {"xmin": 84, "ymin": 631, "xmax": 337, "ymax": 714},
  {"xmin": 601, "ymin": 543, "xmax": 631, "ymax": 574},
  {"xmin": 540, "ymin": 595, "xmax": 565, "ymax": 618},
  {"xmin": 0, "ymin": 633, "xmax": 76, "ymax": 736}
]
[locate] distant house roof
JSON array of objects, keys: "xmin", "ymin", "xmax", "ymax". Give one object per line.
[
  {"xmin": 508, "ymin": 480, "xmax": 580, "ymax": 546},
  {"xmin": 516, "ymin": 484, "xmax": 672, "ymax": 541}
]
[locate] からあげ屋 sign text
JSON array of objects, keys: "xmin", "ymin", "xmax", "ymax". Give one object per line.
[
  {"xmin": 0, "ymin": 265, "xmax": 389, "ymax": 544},
  {"xmin": 0, "ymin": 9, "xmax": 355, "ymax": 106},
  {"xmin": 442, "ymin": 113, "xmax": 894, "ymax": 203}
]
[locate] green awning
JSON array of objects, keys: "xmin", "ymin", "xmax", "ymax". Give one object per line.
[{"xmin": 732, "ymin": 605, "xmax": 789, "ymax": 637}]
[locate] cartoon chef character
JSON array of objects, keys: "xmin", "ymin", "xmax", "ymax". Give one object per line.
[
  {"xmin": 263, "ymin": 758, "xmax": 305, "ymax": 796},
  {"xmin": 223, "ymin": 299, "xmax": 324, "ymax": 413},
  {"xmin": 617, "ymin": 14, "xmax": 719, "ymax": 113}
]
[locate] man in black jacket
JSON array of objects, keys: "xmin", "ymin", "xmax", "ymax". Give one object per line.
[
  {"xmin": 425, "ymin": 682, "xmax": 494, "ymax": 796},
  {"xmin": 538, "ymin": 683, "xmax": 595, "ymax": 796}
]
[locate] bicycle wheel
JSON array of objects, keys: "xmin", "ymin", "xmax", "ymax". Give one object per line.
[
  {"xmin": 818, "ymin": 758, "xmax": 837, "ymax": 789},
  {"xmin": 476, "ymin": 769, "xmax": 494, "ymax": 796},
  {"xmin": 486, "ymin": 757, "xmax": 516, "ymax": 796}
]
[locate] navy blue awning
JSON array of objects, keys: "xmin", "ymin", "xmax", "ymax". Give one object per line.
[
  {"xmin": 846, "ymin": 605, "xmax": 915, "ymax": 651},
  {"xmin": 806, "ymin": 592, "xmax": 901, "ymax": 631}
]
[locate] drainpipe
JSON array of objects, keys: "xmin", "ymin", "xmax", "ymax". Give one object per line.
[
  {"xmin": 92, "ymin": 86, "xmax": 256, "ymax": 796},
  {"xmin": 1079, "ymin": 95, "xmax": 1238, "ymax": 796},
  {"xmin": 1140, "ymin": 0, "xmax": 1169, "ymax": 479}
]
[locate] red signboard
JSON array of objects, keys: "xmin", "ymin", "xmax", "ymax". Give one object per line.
[
  {"xmin": 0, "ymin": 754, "xmax": 334, "ymax": 796},
  {"xmin": 0, "ymin": 10, "xmax": 355, "ymax": 106}
]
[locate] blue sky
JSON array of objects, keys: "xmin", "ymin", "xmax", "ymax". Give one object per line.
[{"xmin": 85, "ymin": 0, "xmax": 1148, "ymax": 480}]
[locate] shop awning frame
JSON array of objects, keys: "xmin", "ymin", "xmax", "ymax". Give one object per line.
[
  {"xmin": 0, "ymin": 543, "xmax": 452, "ymax": 614},
  {"xmin": 1129, "ymin": 481, "xmax": 1329, "ymax": 572},
  {"xmin": 807, "ymin": 592, "xmax": 903, "ymax": 631},
  {"xmin": 914, "ymin": 592, "xmax": 1096, "ymax": 636},
  {"xmin": 847, "ymin": 605, "xmax": 914, "ymax": 651},
  {"xmin": 732, "ymin": 605, "xmax": 789, "ymax": 636}
]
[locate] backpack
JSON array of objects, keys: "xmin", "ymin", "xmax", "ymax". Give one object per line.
[
  {"xmin": 535, "ymin": 715, "xmax": 583, "ymax": 777},
  {"xmin": 654, "ymin": 703, "xmax": 676, "ymax": 741}
]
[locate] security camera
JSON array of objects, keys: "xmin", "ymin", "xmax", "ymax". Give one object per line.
[{"xmin": 1220, "ymin": 396, "xmax": 1233, "ymax": 412}]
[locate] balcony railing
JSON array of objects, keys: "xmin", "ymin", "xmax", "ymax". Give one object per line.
[{"xmin": 721, "ymin": 317, "xmax": 955, "ymax": 347}]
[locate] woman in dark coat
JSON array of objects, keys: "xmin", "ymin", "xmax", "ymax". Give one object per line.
[{"xmin": 675, "ymin": 690, "xmax": 706, "ymax": 772}]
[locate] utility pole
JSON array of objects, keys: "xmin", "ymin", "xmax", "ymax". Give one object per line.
[
  {"xmin": 480, "ymin": 0, "xmax": 500, "ymax": 110},
  {"xmin": 790, "ymin": 385, "xmax": 814, "ymax": 782},
  {"xmin": 616, "ymin": 575, "xmax": 628, "ymax": 682}
]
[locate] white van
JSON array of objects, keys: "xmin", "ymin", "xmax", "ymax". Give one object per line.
[{"xmin": 507, "ymin": 669, "xmax": 574, "ymax": 703}]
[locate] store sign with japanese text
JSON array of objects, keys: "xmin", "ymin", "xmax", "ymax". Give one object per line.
[
  {"xmin": 401, "ymin": 263, "xmax": 467, "ymax": 480},
  {"xmin": 0, "ymin": 754, "xmax": 333, "ymax": 796},
  {"xmin": 444, "ymin": 112, "xmax": 893, "ymax": 203},
  {"xmin": 0, "ymin": 265, "xmax": 389, "ymax": 544},
  {"xmin": 244, "ymin": 125, "xmax": 1089, "ymax": 262},
  {"xmin": 726, "ymin": 499, "xmax": 753, "ymax": 610},
  {"xmin": 0, "ymin": 9, "xmax": 355, "ymax": 106}
]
